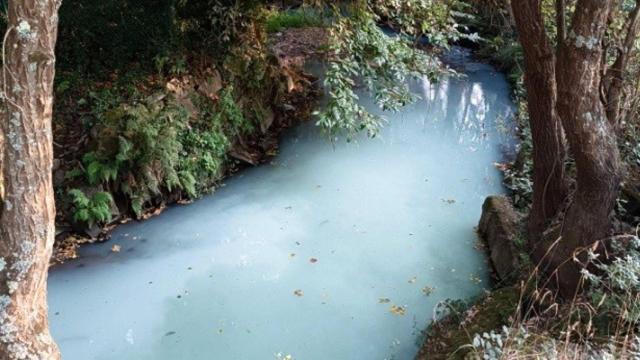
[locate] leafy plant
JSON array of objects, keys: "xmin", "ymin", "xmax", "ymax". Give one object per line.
[
  {"xmin": 68, "ymin": 189, "xmax": 114, "ymax": 228},
  {"xmin": 214, "ymin": 86, "xmax": 253, "ymax": 135},
  {"xmin": 316, "ymin": 1, "xmax": 468, "ymax": 139},
  {"xmin": 265, "ymin": 7, "xmax": 325, "ymax": 33},
  {"xmin": 317, "ymin": 7, "xmax": 450, "ymax": 139},
  {"xmin": 82, "ymin": 97, "xmax": 190, "ymax": 216},
  {"xmin": 583, "ymin": 235, "xmax": 640, "ymax": 327}
]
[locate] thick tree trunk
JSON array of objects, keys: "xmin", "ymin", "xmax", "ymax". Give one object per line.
[
  {"xmin": 511, "ymin": 0, "xmax": 568, "ymax": 244},
  {"xmin": 554, "ymin": 0, "xmax": 621, "ymax": 295},
  {"xmin": 0, "ymin": 1, "xmax": 62, "ymax": 359}
]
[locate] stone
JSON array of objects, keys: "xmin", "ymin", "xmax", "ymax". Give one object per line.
[
  {"xmin": 229, "ymin": 145, "xmax": 260, "ymax": 166},
  {"xmin": 197, "ymin": 70, "xmax": 223, "ymax": 101},
  {"xmin": 478, "ymin": 195, "xmax": 522, "ymax": 282},
  {"xmin": 259, "ymin": 108, "xmax": 275, "ymax": 134}
]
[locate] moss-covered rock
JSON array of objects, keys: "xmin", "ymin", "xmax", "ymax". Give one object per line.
[
  {"xmin": 478, "ymin": 196, "xmax": 522, "ymax": 283},
  {"xmin": 416, "ymin": 287, "xmax": 520, "ymax": 360}
]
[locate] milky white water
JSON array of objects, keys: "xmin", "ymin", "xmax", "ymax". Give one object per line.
[{"xmin": 48, "ymin": 52, "xmax": 515, "ymax": 360}]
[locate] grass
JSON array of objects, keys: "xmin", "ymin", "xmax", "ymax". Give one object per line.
[{"xmin": 265, "ymin": 8, "xmax": 325, "ymax": 33}]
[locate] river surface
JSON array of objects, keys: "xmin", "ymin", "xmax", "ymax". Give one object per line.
[{"xmin": 48, "ymin": 52, "xmax": 515, "ymax": 360}]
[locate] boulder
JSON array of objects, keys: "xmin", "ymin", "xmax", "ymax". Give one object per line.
[{"xmin": 478, "ymin": 195, "xmax": 522, "ymax": 282}]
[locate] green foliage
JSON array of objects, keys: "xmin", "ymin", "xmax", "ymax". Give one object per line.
[
  {"xmin": 584, "ymin": 236, "xmax": 640, "ymax": 328},
  {"xmin": 49, "ymin": 0, "xmax": 284, "ymax": 227},
  {"xmin": 153, "ymin": 53, "xmax": 188, "ymax": 76},
  {"xmin": 68, "ymin": 189, "xmax": 114, "ymax": 228},
  {"xmin": 214, "ymin": 87, "xmax": 253, "ymax": 135},
  {"xmin": 83, "ymin": 98, "xmax": 191, "ymax": 216},
  {"xmin": 476, "ymin": 35, "xmax": 524, "ymax": 90},
  {"xmin": 503, "ymin": 121, "xmax": 533, "ymax": 210},
  {"xmin": 316, "ymin": 7, "xmax": 450, "ymax": 139},
  {"xmin": 175, "ymin": 0, "xmax": 264, "ymax": 56},
  {"xmin": 370, "ymin": 0, "xmax": 478, "ymax": 47},
  {"xmin": 56, "ymin": 0, "xmax": 177, "ymax": 73},
  {"xmin": 265, "ymin": 7, "xmax": 325, "ymax": 33},
  {"xmin": 316, "ymin": 1, "xmax": 468, "ymax": 139},
  {"xmin": 68, "ymin": 79, "xmax": 259, "ymax": 218},
  {"xmin": 470, "ymin": 326, "xmax": 529, "ymax": 360}
]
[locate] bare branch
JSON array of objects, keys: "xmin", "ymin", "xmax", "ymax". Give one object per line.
[{"xmin": 605, "ymin": 0, "xmax": 640, "ymax": 127}]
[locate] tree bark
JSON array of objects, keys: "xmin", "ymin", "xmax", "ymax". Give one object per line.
[
  {"xmin": 554, "ymin": 0, "xmax": 621, "ymax": 295},
  {"xmin": 0, "ymin": 1, "xmax": 62, "ymax": 359},
  {"xmin": 511, "ymin": 0, "xmax": 568, "ymax": 244},
  {"xmin": 556, "ymin": 0, "xmax": 566, "ymax": 47},
  {"xmin": 605, "ymin": 0, "xmax": 640, "ymax": 128}
]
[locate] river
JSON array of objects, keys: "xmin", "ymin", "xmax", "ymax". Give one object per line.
[{"xmin": 48, "ymin": 50, "xmax": 515, "ymax": 360}]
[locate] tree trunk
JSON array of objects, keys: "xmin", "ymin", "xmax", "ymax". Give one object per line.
[
  {"xmin": 0, "ymin": 1, "xmax": 62, "ymax": 359},
  {"xmin": 556, "ymin": 0, "xmax": 566, "ymax": 46},
  {"xmin": 511, "ymin": 0, "xmax": 568, "ymax": 244},
  {"xmin": 554, "ymin": 0, "xmax": 621, "ymax": 295}
]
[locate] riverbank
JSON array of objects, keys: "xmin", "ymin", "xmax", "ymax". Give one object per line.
[{"xmin": 51, "ymin": 26, "xmax": 328, "ymax": 264}]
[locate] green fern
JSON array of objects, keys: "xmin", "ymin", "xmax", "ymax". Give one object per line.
[{"xmin": 68, "ymin": 189, "xmax": 114, "ymax": 228}]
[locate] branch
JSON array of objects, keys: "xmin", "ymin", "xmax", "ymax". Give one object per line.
[{"xmin": 605, "ymin": 0, "xmax": 640, "ymax": 127}]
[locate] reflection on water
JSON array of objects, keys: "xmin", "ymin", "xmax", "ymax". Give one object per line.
[{"xmin": 48, "ymin": 54, "xmax": 515, "ymax": 360}]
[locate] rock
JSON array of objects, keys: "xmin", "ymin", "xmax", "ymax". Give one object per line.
[
  {"xmin": 259, "ymin": 107, "xmax": 275, "ymax": 134},
  {"xmin": 165, "ymin": 77, "xmax": 198, "ymax": 117},
  {"xmin": 197, "ymin": 70, "xmax": 223, "ymax": 101},
  {"xmin": 478, "ymin": 195, "xmax": 522, "ymax": 282},
  {"xmin": 84, "ymin": 225, "xmax": 102, "ymax": 240},
  {"xmin": 229, "ymin": 145, "xmax": 260, "ymax": 165}
]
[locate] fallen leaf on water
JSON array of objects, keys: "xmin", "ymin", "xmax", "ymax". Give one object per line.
[
  {"xmin": 293, "ymin": 289, "xmax": 304, "ymax": 297},
  {"xmin": 422, "ymin": 286, "xmax": 435, "ymax": 296},
  {"xmin": 111, "ymin": 245, "xmax": 121, "ymax": 252},
  {"xmin": 469, "ymin": 274, "xmax": 483, "ymax": 284},
  {"xmin": 390, "ymin": 305, "xmax": 406, "ymax": 316}
]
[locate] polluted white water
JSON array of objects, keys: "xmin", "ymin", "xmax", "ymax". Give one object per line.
[{"xmin": 48, "ymin": 51, "xmax": 515, "ymax": 360}]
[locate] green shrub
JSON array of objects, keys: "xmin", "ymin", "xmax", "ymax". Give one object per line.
[
  {"xmin": 68, "ymin": 189, "xmax": 114, "ymax": 228},
  {"xmin": 80, "ymin": 97, "xmax": 191, "ymax": 216},
  {"xmin": 265, "ymin": 8, "xmax": 325, "ymax": 33},
  {"xmin": 584, "ymin": 236, "xmax": 640, "ymax": 329},
  {"xmin": 69, "ymin": 81, "xmax": 258, "ymax": 218}
]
